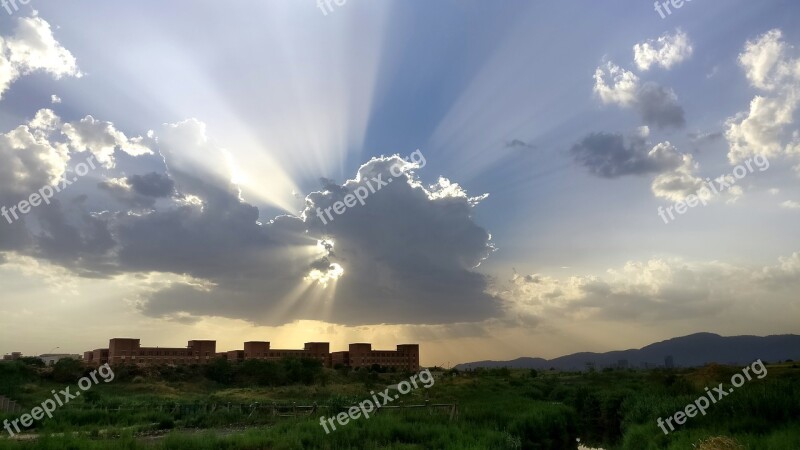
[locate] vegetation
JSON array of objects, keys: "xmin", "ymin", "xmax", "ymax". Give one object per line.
[{"xmin": 0, "ymin": 359, "xmax": 798, "ymax": 449}]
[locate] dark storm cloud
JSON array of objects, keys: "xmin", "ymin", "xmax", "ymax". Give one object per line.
[
  {"xmin": 128, "ymin": 173, "xmax": 174, "ymax": 198},
  {"xmin": 137, "ymin": 155, "xmax": 501, "ymax": 326},
  {"xmin": 570, "ymin": 132, "xmax": 683, "ymax": 178},
  {"xmin": 98, "ymin": 172, "xmax": 174, "ymax": 208},
  {"xmin": 0, "ymin": 112, "xmax": 502, "ymax": 326},
  {"xmin": 635, "ymin": 82, "xmax": 686, "ymax": 129}
]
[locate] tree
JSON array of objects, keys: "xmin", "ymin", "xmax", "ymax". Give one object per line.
[
  {"xmin": 19, "ymin": 357, "xmax": 45, "ymax": 368},
  {"xmin": 204, "ymin": 357, "xmax": 233, "ymax": 384},
  {"xmin": 52, "ymin": 358, "xmax": 85, "ymax": 383}
]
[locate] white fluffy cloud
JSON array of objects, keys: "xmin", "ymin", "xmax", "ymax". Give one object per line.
[
  {"xmin": 633, "ymin": 30, "xmax": 693, "ymax": 71},
  {"xmin": 62, "ymin": 115, "xmax": 153, "ymax": 168},
  {"xmin": 501, "ymin": 253, "xmax": 800, "ymax": 322},
  {"xmin": 0, "ymin": 109, "xmax": 71, "ymax": 254},
  {"xmin": 594, "ymin": 61, "xmax": 685, "ymax": 128},
  {"xmin": 650, "ymin": 152, "xmax": 705, "ymax": 202},
  {"xmin": 738, "ymin": 29, "xmax": 798, "ymax": 91},
  {"xmin": 726, "ymin": 29, "xmax": 800, "ymax": 163},
  {"xmin": 594, "ymin": 61, "xmax": 640, "ymax": 106},
  {"xmin": 0, "ymin": 109, "xmax": 69, "ymax": 201},
  {"xmin": 0, "ymin": 15, "xmax": 81, "ymax": 100}
]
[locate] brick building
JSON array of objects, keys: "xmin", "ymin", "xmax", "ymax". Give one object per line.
[
  {"xmin": 239, "ymin": 341, "xmax": 330, "ymax": 365},
  {"xmin": 84, "ymin": 338, "xmax": 419, "ymax": 371},
  {"xmin": 83, "ymin": 349, "xmax": 109, "ymax": 366},
  {"xmin": 85, "ymin": 338, "xmax": 217, "ymax": 366},
  {"xmin": 331, "ymin": 343, "xmax": 419, "ymax": 371},
  {"xmin": 1, "ymin": 352, "xmax": 22, "ymax": 361}
]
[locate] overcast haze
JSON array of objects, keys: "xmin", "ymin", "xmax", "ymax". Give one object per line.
[{"xmin": 0, "ymin": 0, "xmax": 798, "ymax": 366}]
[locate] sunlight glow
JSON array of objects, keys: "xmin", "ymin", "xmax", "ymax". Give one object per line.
[{"xmin": 305, "ymin": 263, "xmax": 344, "ymax": 287}]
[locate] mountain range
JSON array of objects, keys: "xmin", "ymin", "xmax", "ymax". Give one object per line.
[{"xmin": 454, "ymin": 333, "xmax": 800, "ymax": 371}]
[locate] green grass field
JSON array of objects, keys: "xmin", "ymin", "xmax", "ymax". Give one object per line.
[{"xmin": 0, "ymin": 359, "xmax": 798, "ymax": 449}]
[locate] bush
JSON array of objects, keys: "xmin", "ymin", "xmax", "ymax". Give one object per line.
[
  {"xmin": 51, "ymin": 358, "xmax": 85, "ymax": 383},
  {"xmin": 19, "ymin": 357, "xmax": 45, "ymax": 367},
  {"xmin": 204, "ymin": 358, "xmax": 233, "ymax": 385}
]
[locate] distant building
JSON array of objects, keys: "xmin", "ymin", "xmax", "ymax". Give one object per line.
[
  {"xmin": 226, "ymin": 350, "xmax": 245, "ymax": 363},
  {"xmin": 84, "ymin": 338, "xmax": 420, "ymax": 370},
  {"xmin": 242, "ymin": 341, "xmax": 330, "ymax": 366},
  {"xmin": 330, "ymin": 343, "xmax": 419, "ymax": 372},
  {"xmin": 1, "ymin": 352, "xmax": 22, "ymax": 362},
  {"xmin": 84, "ymin": 338, "xmax": 217, "ymax": 366},
  {"xmin": 617, "ymin": 359, "xmax": 629, "ymax": 369},
  {"xmin": 665, "ymin": 355, "xmax": 675, "ymax": 369},
  {"xmin": 84, "ymin": 349, "xmax": 109, "ymax": 365}
]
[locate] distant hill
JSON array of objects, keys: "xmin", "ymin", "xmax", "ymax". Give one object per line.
[{"xmin": 454, "ymin": 333, "xmax": 800, "ymax": 371}]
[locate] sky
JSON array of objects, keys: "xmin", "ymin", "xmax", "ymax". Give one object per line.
[{"xmin": 0, "ymin": 0, "xmax": 798, "ymax": 367}]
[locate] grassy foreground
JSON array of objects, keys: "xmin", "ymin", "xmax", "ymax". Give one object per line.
[{"xmin": 0, "ymin": 358, "xmax": 798, "ymax": 449}]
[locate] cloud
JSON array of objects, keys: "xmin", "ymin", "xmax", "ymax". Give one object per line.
[
  {"xmin": 0, "ymin": 109, "xmax": 69, "ymax": 206},
  {"xmin": 50, "ymin": 94, "xmax": 61, "ymax": 104},
  {"xmin": 635, "ymin": 82, "xmax": 686, "ymax": 129},
  {"xmin": 633, "ymin": 29, "xmax": 693, "ymax": 71},
  {"xmin": 62, "ymin": 115, "xmax": 153, "ymax": 168},
  {"xmin": 726, "ymin": 29, "xmax": 800, "ymax": 163},
  {"xmin": 570, "ymin": 131, "xmax": 714, "ymax": 203},
  {"xmin": 97, "ymin": 172, "xmax": 174, "ymax": 209},
  {"xmin": 0, "ymin": 15, "xmax": 81, "ymax": 100},
  {"xmin": 688, "ymin": 130, "xmax": 724, "ymax": 145},
  {"xmin": 758, "ymin": 252, "xmax": 800, "ymax": 291},
  {"xmin": 570, "ymin": 132, "xmax": 683, "ymax": 178},
  {"xmin": 594, "ymin": 61, "xmax": 639, "ymax": 106},
  {"xmin": 594, "ymin": 62, "xmax": 685, "ymax": 129},
  {"xmin": 505, "ymin": 139, "xmax": 537, "ymax": 150},
  {"xmin": 0, "ymin": 110, "xmax": 120, "ymax": 267},
  {"xmin": 131, "ymin": 154, "xmax": 501, "ymax": 326},
  {"xmin": 738, "ymin": 29, "xmax": 797, "ymax": 91},
  {"xmin": 506, "ymin": 139, "xmax": 538, "ymax": 150},
  {"xmin": 0, "ymin": 110, "xmax": 501, "ymax": 326},
  {"xmin": 500, "ymin": 253, "xmax": 800, "ymax": 322},
  {"xmin": 780, "ymin": 200, "xmax": 800, "ymax": 209},
  {"xmin": 128, "ymin": 172, "xmax": 174, "ymax": 198},
  {"xmin": 650, "ymin": 152, "xmax": 706, "ymax": 202}
]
